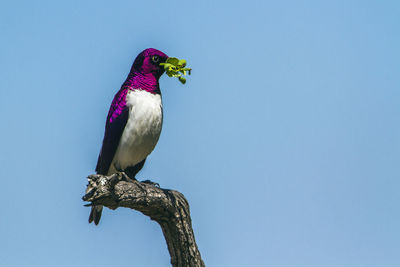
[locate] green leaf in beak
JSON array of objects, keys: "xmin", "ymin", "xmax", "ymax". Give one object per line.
[
  {"xmin": 160, "ymin": 57, "xmax": 192, "ymax": 84},
  {"xmin": 179, "ymin": 76, "xmax": 186, "ymax": 84}
]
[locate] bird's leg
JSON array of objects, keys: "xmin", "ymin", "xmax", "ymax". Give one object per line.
[
  {"xmin": 121, "ymin": 174, "xmax": 136, "ymax": 183},
  {"xmin": 115, "ymin": 165, "xmax": 137, "ymax": 183}
]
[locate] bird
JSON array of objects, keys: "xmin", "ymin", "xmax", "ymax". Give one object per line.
[{"xmin": 89, "ymin": 48, "xmax": 169, "ymax": 225}]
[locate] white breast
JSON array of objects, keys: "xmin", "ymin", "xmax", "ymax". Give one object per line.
[{"xmin": 108, "ymin": 89, "xmax": 163, "ymax": 175}]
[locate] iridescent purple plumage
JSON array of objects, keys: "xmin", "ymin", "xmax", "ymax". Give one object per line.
[
  {"xmin": 90, "ymin": 48, "xmax": 168, "ymax": 225},
  {"xmin": 108, "ymin": 48, "xmax": 168, "ymax": 124}
]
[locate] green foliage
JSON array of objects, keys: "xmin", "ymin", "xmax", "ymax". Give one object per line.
[{"xmin": 160, "ymin": 57, "xmax": 192, "ymax": 84}]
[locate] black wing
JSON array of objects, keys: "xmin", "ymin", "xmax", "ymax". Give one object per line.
[{"xmin": 95, "ymin": 88, "xmax": 130, "ymax": 175}]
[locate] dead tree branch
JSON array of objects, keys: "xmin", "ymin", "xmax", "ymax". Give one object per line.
[{"xmin": 82, "ymin": 172, "xmax": 205, "ymax": 267}]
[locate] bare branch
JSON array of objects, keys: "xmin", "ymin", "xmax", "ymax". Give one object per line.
[{"xmin": 83, "ymin": 172, "xmax": 205, "ymax": 267}]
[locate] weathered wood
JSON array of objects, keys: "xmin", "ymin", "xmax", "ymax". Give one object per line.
[{"xmin": 83, "ymin": 172, "xmax": 205, "ymax": 267}]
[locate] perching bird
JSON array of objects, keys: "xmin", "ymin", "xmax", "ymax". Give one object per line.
[{"xmin": 89, "ymin": 48, "xmax": 170, "ymax": 225}]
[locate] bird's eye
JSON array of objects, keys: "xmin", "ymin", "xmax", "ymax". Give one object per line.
[{"xmin": 151, "ymin": 55, "xmax": 160, "ymax": 63}]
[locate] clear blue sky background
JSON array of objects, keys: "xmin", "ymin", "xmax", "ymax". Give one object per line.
[{"xmin": 0, "ymin": 1, "xmax": 399, "ymax": 266}]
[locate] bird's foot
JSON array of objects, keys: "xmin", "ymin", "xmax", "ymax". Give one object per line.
[
  {"xmin": 141, "ymin": 179, "xmax": 160, "ymax": 187},
  {"xmin": 119, "ymin": 172, "xmax": 137, "ymax": 183}
]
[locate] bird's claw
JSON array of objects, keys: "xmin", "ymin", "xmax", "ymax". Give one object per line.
[{"xmin": 141, "ymin": 179, "xmax": 160, "ymax": 187}]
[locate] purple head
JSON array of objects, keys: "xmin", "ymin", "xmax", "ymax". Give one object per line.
[{"xmin": 130, "ymin": 48, "xmax": 168, "ymax": 79}]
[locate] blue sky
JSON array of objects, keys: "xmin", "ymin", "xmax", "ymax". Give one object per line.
[{"xmin": 0, "ymin": 0, "xmax": 399, "ymax": 266}]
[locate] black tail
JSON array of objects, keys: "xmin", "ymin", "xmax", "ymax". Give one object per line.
[
  {"xmin": 89, "ymin": 159, "xmax": 146, "ymax": 225},
  {"xmin": 89, "ymin": 205, "xmax": 103, "ymax": 225}
]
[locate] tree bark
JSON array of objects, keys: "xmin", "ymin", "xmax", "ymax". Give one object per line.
[{"xmin": 82, "ymin": 172, "xmax": 205, "ymax": 267}]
